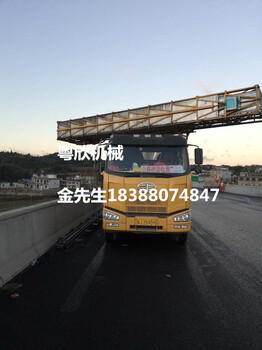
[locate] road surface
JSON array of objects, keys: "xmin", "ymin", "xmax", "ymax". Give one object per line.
[{"xmin": 1, "ymin": 192, "xmax": 262, "ymax": 350}]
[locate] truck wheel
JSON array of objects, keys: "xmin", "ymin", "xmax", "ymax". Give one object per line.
[
  {"xmin": 104, "ymin": 231, "xmax": 117, "ymax": 242},
  {"xmin": 177, "ymin": 233, "xmax": 188, "ymax": 244}
]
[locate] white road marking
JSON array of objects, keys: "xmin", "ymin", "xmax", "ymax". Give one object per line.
[{"xmin": 61, "ymin": 243, "xmax": 106, "ymax": 312}]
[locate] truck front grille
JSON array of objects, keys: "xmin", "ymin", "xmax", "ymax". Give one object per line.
[{"xmin": 127, "ymin": 206, "xmax": 167, "ymax": 213}]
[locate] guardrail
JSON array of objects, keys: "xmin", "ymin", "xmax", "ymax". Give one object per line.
[
  {"xmin": 191, "ymin": 182, "xmax": 262, "ymax": 197},
  {"xmin": 0, "ymin": 200, "xmax": 99, "ymax": 286},
  {"xmin": 224, "ymin": 185, "xmax": 262, "ymax": 197}
]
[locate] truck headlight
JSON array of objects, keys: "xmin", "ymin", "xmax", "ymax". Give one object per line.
[
  {"xmin": 103, "ymin": 210, "xmax": 119, "ymax": 221},
  {"xmin": 173, "ymin": 212, "xmax": 192, "ymax": 222}
]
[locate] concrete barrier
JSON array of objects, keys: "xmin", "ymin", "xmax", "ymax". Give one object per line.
[
  {"xmin": 192, "ymin": 182, "xmax": 262, "ymax": 198},
  {"xmin": 0, "ymin": 200, "xmax": 99, "ymax": 286},
  {"xmin": 224, "ymin": 185, "xmax": 262, "ymax": 197},
  {"xmin": 191, "ymin": 182, "xmax": 204, "ymax": 189}
]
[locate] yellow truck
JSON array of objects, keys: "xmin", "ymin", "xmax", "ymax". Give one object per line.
[
  {"xmin": 57, "ymin": 85, "xmax": 261, "ymax": 243},
  {"xmin": 102, "ymin": 134, "xmax": 203, "ymax": 243}
]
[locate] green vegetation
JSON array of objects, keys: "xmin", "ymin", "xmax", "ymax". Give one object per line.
[
  {"xmin": 0, "ymin": 151, "xmax": 93, "ymax": 182},
  {"xmin": 1, "ymin": 151, "xmax": 261, "ymax": 182}
]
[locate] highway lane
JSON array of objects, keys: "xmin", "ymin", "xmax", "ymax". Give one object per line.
[{"xmin": 0, "ymin": 192, "xmax": 262, "ymax": 350}]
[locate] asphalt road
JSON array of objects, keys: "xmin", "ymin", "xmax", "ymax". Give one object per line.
[{"xmin": 1, "ymin": 192, "xmax": 262, "ymax": 350}]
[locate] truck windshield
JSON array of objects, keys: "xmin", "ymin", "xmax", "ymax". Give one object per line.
[{"xmin": 107, "ymin": 146, "xmax": 189, "ymax": 176}]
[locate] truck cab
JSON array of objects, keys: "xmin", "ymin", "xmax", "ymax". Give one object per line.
[{"xmin": 102, "ymin": 134, "xmax": 201, "ymax": 243}]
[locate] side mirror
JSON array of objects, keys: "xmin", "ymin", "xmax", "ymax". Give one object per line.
[{"xmin": 194, "ymin": 148, "xmax": 203, "ymax": 165}]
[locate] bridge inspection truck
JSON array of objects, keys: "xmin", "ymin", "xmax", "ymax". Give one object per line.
[
  {"xmin": 102, "ymin": 133, "xmax": 202, "ymax": 243},
  {"xmin": 57, "ymin": 85, "xmax": 262, "ymax": 243}
]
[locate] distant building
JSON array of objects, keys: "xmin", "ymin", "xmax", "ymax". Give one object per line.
[
  {"xmin": 60, "ymin": 174, "xmax": 96, "ymax": 190},
  {"xmin": 199, "ymin": 170, "xmax": 211, "ymax": 177},
  {"xmin": 210, "ymin": 167, "xmax": 232, "ymax": 182},
  {"xmin": 83, "ymin": 175, "xmax": 96, "ymax": 186},
  {"xmin": 0, "ymin": 182, "xmax": 11, "ymax": 189},
  {"xmin": 60, "ymin": 178, "xmax": 81, "ymax": 190},
  {"xmin": 29, "ymin": 174, "xmax": 60, "ymax": 190},
  {"xmin": 238, "ymin": 172, "xmax": 262, "ymax": 186},
  {"xmin": 0, "ymin": 182, "xmax": 25, "ymax": 189}
]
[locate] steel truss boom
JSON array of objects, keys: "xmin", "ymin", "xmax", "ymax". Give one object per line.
[{"xmin": 57, "ymin": 85, "xmax": 262, "ymax": 144}]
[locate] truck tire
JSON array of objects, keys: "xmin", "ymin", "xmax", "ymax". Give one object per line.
[
  {"xmin": 177, "ymin": 233, "xmax": 188, "ymax": 244},
  {"xmin": 104, "ymin": 231, "xmax": 117, "ymax": 242}
]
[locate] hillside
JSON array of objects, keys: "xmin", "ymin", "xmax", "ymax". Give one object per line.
[
  {"xmin": 0, "ymin": 152, "xmax": 93, "ymax": 182},
  {"xmin": 1, "ymin": 151, "xmax": 261, "ymax": 182}
]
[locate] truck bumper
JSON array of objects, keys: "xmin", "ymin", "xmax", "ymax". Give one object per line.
[{"xmin": 103, "ymin": 210, "xmax": 191, "ymax": 234}]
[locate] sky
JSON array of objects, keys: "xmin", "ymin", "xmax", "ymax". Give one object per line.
[{"xmin": 0, "ymin": 0, "xmax": 261, "ymax": 165}]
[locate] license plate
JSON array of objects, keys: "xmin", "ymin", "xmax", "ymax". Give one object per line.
[{"xmin": 136, "ymin": 219, "xmax": 157, "ymax": 226}]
